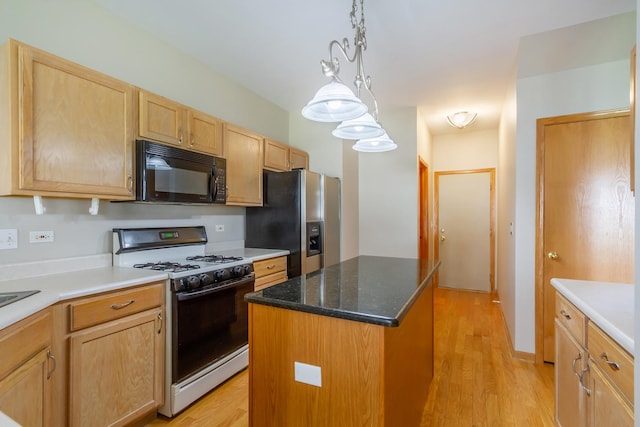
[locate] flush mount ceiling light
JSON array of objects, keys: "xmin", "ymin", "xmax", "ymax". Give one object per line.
[
  {"xmin": 352, "ymin": 132, "xmax": 397, "ymax": 152},
  {"xmin": 302, "ymin": 0, "xmax": 395, "ymax": 151},
  {"xmin": 446, "ymin": 111, "xmax": 478, "ymax": 129}
]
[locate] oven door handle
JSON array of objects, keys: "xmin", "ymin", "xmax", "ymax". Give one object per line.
[{"xmin": 175, "ymin": 275, "xmax": 255, "ymax": 302}]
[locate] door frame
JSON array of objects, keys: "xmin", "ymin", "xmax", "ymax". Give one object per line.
[
  {"xmin": 419, "ymin": 157, "xmax": 430, "ymax": 260},
  {"xmin": 534, "ymin": 108, "xmax": 631, "ymax": 364},
  {"xmin": 434, "ymin": 168, "xmax": 496, "ymax": 293}
]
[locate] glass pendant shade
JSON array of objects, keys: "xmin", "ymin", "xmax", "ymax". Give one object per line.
[
  {"xmin": 301, "ymin": 80, "xmax": 368, "ymax": 122},
  {"xmin": 352, "ymin": 133, "xmax": 397, "ymax": 152},
  {"xmin": 332, "ymin": 113, "xmax": 385, "ymax": 140}
]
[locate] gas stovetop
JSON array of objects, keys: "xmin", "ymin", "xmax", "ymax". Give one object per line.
[{"xmin": 112, "ymin": 226, "xmax": 250, "ymax": 281}]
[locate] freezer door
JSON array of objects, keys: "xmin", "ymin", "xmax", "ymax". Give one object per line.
[{"xmin": 304, "ymin": 171, "xmax": 322, "ymax": 222}]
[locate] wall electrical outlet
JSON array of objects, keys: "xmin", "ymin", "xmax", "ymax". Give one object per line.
[
  {"xmin": 215, "ymin": 225, "xmax": 224, "ymax": 232},
  {"xmin": 0, "ymin": 229, "xmax": 18, "ymax": 250},
  {"xmin": 29, "ymin": 230, "xmax": 54, "ymax": 243}
]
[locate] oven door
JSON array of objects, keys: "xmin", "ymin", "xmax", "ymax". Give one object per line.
[{"xmin": 172, "ymin": 275, "xmax": 254, "ymax": 383}]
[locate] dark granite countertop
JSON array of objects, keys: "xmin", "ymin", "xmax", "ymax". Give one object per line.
[{"xmin": 245, "ymin": 256, "xmax": 440, "ymax": 327}]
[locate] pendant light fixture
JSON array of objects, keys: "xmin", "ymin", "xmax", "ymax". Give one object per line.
[
  {"xmin": 302, "ymin": 0, "xmax": 396, "ymax": 152},
  {"xmin": 352, "ymin": 132, "xmax": 397, "ymax": 152}
]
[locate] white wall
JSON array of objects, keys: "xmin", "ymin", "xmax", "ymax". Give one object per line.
[
  {"xmin": 359, "ymin": 107, "xmax": 419, "ymax": 258},
  {"xmin": 514, "ymin": 60, "xmax": 631, "ymax": 354},
  {"xmin": 433, "ymin": 129, "xmax": 498, "ymax": 171},
  {"xmin": 497, "ymin": 75, "xmax": 518, "ymax": 349},
  {"xmin": 0, "ymin": 0, "xmax": 289, "ymax": 264}
]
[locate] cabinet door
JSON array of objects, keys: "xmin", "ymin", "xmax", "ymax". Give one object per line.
[
  {"xmin": 588, "ymin": 363, "xmax": 634, "ymax": 427},
  {"xmin": 19, "ymin": 42, "xmax": 135, "ymax": 199},
  {"xmin": 224, "ymin": 123, "xmax": 263, "ymax": 206},
  {"xmin": 69, "ymin": 309, "xmax": 164, "ymax": 427},
  {"xmin": 555, "ymin": 320, "xmax": 587, "ymax": 427},
  {"xmin": 189, "ymin": 109, "xmax": 223, "ymax": 157},
  {"xmin": 139, "ymin": 90, "xmax": 186, "ymax": 147},
  {"xmin": 0, "ymin": 348, "xmax": 51, "ymax": 427},
  {"xmin": 264, "ymin": 138, "xmax": 289, "ymax": 171},
  {"xmin": 289, "ymin": 147, "xmax": 309, "ymax": 170}
]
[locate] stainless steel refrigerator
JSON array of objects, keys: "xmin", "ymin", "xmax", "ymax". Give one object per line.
[{"xmin": 245, "ymin": 169, "xmax": 340, "ymax": 278}]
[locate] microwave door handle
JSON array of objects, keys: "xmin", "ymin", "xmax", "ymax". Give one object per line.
[{"xmin": 210, "ymin": 171, "xmax": 218, "ymax": 201}]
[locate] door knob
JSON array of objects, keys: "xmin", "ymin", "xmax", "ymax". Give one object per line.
[
  {"xmin": 440, "ymin": 235, "xmax": 446, "ymax": 241},
  {"xmin": 547, "ymin": 251, "xmax": 559, "ymax": 260}
]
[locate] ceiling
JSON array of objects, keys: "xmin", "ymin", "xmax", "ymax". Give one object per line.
[{"xmin": 92, "ymin": 0, "xmax": 635, "ymax": 136}]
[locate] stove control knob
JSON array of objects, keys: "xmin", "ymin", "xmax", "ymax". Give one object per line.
[
  {"xmin": 232, "ymin": 265, "xmax": 244, "ymax": 277},
  {"xmin": 243, "ymin": 264, "xmax": 253, "ymax": 275},
  {"xmin": 215, "ymin": 269, "xmax": 231, "ymax": 281},
  {"xmin": 199, "ymin": 273, "xmax": 213, "ymax": 286},
  {"xmin": 186, "ymin": 275, "xmax": 200, "ymax": 289}
]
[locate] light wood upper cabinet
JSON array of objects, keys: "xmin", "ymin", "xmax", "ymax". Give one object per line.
[
  {"xmin": 0, "ymin": 309, "xmax": 53, "ymax": 427},
  {"xmin": 139, "ymin": 90, "xmax": 224, "ymax": 157},
  {"xmin": 189, "ymin": 109, "xmax": 224, "ymax": 157},
  {"xmin": 224, "ymin": 123, "xmax": 263, "ymax": 206},
  {"xmin": 289, "ymin": 146, "xmax": 309, "ymax": 170},
  {"xmin": 264, "ymin": 138, "xmax": 309, "ymax": 171},
  {"xmin": 0, "ymin": 39, "xmax": 135, "ymax": 199},
  {"xmin": 139, "ymin": 90, "xmax": 187, "ymax": 147}
]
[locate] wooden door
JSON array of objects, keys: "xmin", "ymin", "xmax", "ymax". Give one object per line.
[
  {"xmin": 189, "ymin": 109, "xmax": 223, "ymax": 157},
  {"xmin": 289, "ymin": 147, "xmax": 309, "ymax": 170},
  {"xmin": 223, "ymin": 123, "xmax": 263, "ymax": 206},
  {"xmin": 19, "ymin": 42, "xmax": 135, "ymax": 199},
  {"xmin": 139, "ymin": 90, "xmax": 186, "ymax": 147},
  {"xmin": 419, "ymin": 158, "xmax": 429, "ymax": 260},
  {"xmin": 536, "ymin": 110, "xmax": 634, "ymax": 363},
  {"xmin": 263, "ymin": 138, "xmax": 289, "ymax": 171},
  {"xmin": 435, "ymin": 169, "xmax": 495, "ymax": 292},
  {"xmin": 69, "ymin": 309, "xmax": 163, "ymax": 427}
]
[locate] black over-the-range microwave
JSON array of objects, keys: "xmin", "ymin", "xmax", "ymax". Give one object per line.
[{"xmin": 136, "ymin": 140, "xmax": 226, "ymax": 204}]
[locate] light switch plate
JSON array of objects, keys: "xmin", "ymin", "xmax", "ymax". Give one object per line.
[
  {"xmin": 0, "ymin": 229, "xmax": 18, "ymax": 250},
  {"xmin": 294, "ymin": 361, "xmax": 322, "ymax": 387}
]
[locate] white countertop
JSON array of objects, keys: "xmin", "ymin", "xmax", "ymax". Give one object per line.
[
  {"xmin": 551, "ymin": 278, "xmax": 634, "ymax": 354},
  {"xmin": 0, "ymin": 248, "xmax": 289, "ymax": 331}
]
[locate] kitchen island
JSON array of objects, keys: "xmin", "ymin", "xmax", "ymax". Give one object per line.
[{"xmin": 245, "ymin": 256, "xmax": 439, "ymax": 426}]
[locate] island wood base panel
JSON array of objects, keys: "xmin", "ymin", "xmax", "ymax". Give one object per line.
[{"xmin": 248, "ymin": 281, "xmax": 433, "ymax": 426}]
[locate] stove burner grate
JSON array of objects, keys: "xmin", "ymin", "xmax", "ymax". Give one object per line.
[
  {"xmin": 186, "ymin": 255, "xmax": 243, "ymax": 264},
  {"xmin": 133, "ymin": 262, "xmax": 202, "ymax": 272}
]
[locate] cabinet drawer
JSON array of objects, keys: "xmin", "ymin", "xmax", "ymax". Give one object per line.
[
  {"xmin": 255, "ymin": 271, "xmax": 288, "ymax": 291},
  {"xmin": 0, "ymin": 309, "xmax": 51, "ymax": 380},
  {"xmin": 69, "ymin": 282, "xmax": 164, "ymax": 331},
  {"xmin": 254, "ymin": 256, "xmax": 287, "ymax": 278},
  {"xmin": 555, "ymin": 293, "xmax": 586, "ymax": 345},
  {"xmin": 588, "ymin": 322, "xmax": 634, "ymax": 405}
]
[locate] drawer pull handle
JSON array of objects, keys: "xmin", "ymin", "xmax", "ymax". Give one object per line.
[
  {"xmin": 560, "ymin": 309, "xmax": 572, "ymax": 320},
  {"xmin": 47, "ymin": 350, "xmax": 56, "ymax": 379},
  {"xmin": 600, "ymin": 352, "xmax": 620, "ymax": 371},
  {"xmin": 157, "ymin": 311, "xmax": 163, "ymax": 334},
  {"xmin": 266, "ymin": 264, "xmax": 276, "ymax": 269},
  {"xmin": 110, "ymin": 299, "xmax": 135, "ymax": 310}
]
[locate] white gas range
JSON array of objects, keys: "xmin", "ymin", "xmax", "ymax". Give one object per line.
[{"xmin": 113, "ymin": 226, "xmax": 254, "ymax": 417}]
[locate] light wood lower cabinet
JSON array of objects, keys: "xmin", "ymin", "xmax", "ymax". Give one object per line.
[
  {"xmin": 0, "ymin": 309, "xmax": 53, "ymax": 427},
  {"xmin": 555, "ymin": 293, "xmax": 634, "ymax": 426},
  {"xmin": 254, "ymin": 256, "xmax": 288, "ymax": 291},
  {"xmin": 52, "ymin": 282, "xmax": 165, "ymax": 427},
  {"xmin": 0, "ymin": 39, "xmax": 135, "ymax": 200}
]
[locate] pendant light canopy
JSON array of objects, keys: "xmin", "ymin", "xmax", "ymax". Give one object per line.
[{"xmin": 301, "ymin": 0, "xmax": 396, "ymax": 152}]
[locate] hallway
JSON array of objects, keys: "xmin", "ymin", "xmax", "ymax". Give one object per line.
[{"xmin": 148, "ymin": 288, "xmax": 555, "ymax": 426}]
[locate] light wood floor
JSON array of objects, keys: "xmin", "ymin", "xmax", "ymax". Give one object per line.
[{"xmin": 146, "ymin": 287, "xmax": 555, "ymax": 426}]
